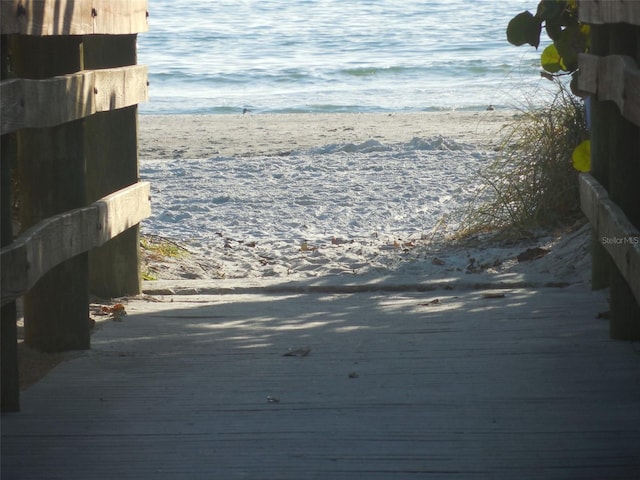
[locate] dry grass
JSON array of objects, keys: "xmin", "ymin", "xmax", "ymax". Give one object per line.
[
  {"xmin": 141, "ymin": 234, "xmax": 191, "ymax": 259},
  {"xmin": 454, "ymin": 83, "xmax": 588, "ymax": 242},
  {"xmin": 140, "ymin": 234, "xmax": 192, "ymax": 281}
]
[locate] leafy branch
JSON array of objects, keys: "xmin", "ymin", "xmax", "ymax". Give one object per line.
[
  {"xmin": 506, "ymin": 0, "xmax": 591, "ymax": 172},
  {"xmin": 507, "ymin": 0, "xmax": 589, "ymax": 90}
]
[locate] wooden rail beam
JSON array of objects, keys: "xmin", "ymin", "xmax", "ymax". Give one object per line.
[
  {"xmin": 0, "ymin": 65, "xmax": 148, "ymax": 135},
  {"xmin": 579, "ymin": 0, "xmax": 640, "ymax": 26},
  {"xmin": 580, "ymin": 173, "xmax": 640, "ymax": 307},
  {"xmin": 95, "ymin": 181, "xmax": 151, "ymax": 245},
  {"xmin": 578, "ymin": 53, "xmax": 640, "ymax": 128},
  {"xmin": 0, "ymin": 0, "xmax": 148, "ymax": 36},
  {"xmin": 0, "ymin": 181, "xmax": 150, "ymax": 305}
]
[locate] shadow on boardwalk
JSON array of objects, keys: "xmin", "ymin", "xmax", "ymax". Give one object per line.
[{"xmin": 2, "ymin": 285, "xmax": 640, "ymax": 479}]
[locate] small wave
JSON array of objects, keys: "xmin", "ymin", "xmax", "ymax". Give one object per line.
[{"xmin": 340, "ymin": 65, "xmax": 420, "ymax": 77}]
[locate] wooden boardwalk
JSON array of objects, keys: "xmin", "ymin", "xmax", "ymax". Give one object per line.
[{"xmin": 2, "ymin": 285, "xmax": 639, "ymax": 479}]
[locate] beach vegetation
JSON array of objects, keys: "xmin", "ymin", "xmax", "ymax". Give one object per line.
[
  {"xmin": 455, "ymin": 80, "xmax": 588, "ymax": 241},
  {"xmin": 141, "ymin": 270, "xmax": 158, "ymax": 282},
  {"xmin": 451, "ymin": 0, "xmax": 591, "ymax": 241},
  {"xmin": 506, "ymin": 0, "xmax": 589, "ymax": 82},
  {"xmin": 141, "ymin": 234, "xmax": 190, "ymax": 259},
  {"xmin": 140, "ymin": 234, "xmax": 190, "ymax": 281},
  {"xmin": 507, "ymin": 0, "xmax": 591, "ymax": 171}
]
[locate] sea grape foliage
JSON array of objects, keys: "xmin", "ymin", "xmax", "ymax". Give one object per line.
[
  {"xmin": 507, "ymin": 0, "xmax": 591, "ymax": 172},
  {"xmin": 507, "ymin": 0, "xmax": 589, "ymax": 83}
]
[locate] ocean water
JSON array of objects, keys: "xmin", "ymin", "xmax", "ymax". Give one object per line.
[{"xmin": 138, "ymin": 0, "xmax": 553, "ymax": 114}]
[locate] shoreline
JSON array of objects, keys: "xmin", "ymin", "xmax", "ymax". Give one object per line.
[
  {"xmin": 137, "ymin": 110, "xmax": 591, "ymax": 286},
  {"xmin": 138, "ymin": 110, "xmax": 519, "ymax": 159}
]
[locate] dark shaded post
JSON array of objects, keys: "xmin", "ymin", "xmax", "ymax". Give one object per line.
[
  {"xmin": 83, "ymin": 35, "xmax": 142, "ymax": 298},
  {"xmin": 11, "ymin": 36, "xmax": 90, "ymax": 352},
  {"xmin": 1, "ymin": 34, "xmax": 19, "ymax": 411},
  {"xmin": 588, "ymin": 25, "xmax": 611, "ymax": 291},
  {"xmin": 1, "ymin": 132, "xmax": 19, "ymax": 412},
  {"xmin": 606, "ymin": 25, "xmax": 640, "ymax": 339}
]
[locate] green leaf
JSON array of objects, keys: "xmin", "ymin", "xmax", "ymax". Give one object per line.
[
  {"xmin": 507, "ymin": 11, "xmax": 542, "ymax": 48},
  {"xmin": 572, "ymin": 140, "xmax": 591, "ymax": 172},
  {"xmin": 536, "ymin": 0, "xmax": 566, "ymax": 21},
  {"xmin": 545, "ymin": 17, "xmax": 563, "ymax": 41},
  {"xmin": 553, "ymin": 23, "xmax": 585, "ymax": 72},
  {"xmin": 541, "ymin": 44, "xmax": 564, "ymax": 73}
]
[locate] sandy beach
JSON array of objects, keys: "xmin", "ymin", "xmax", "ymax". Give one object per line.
[
  {"xmin": 137, "ymin": 111, "xmax": 591, "ymax": 287},
  {"xmin": 138, "ymin": 110, "xmax": 515, "ymax": 158}
]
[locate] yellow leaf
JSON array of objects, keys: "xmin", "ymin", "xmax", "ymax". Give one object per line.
[
  {"xmin": 572, "ymin": 140, "xmax": 591, "ymax": 172},
  {"xmin": 541, "ymin": 44, "xmax": 564, "ymax": 73}
]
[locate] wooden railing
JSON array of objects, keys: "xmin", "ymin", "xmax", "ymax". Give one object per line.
[
  {"xmin": 1, "ymin": 182, "xmax": 151, "ymax": 303},
  {"xmin": 578, "ymin": 0, "xmax": 640, "ymax": 339},
  {"xmin": 1, "ymin": 0, "xmax": 149, "ymax": 411}
]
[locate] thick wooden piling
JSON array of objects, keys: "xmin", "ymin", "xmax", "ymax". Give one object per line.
[
  {"xmin": 579, "ymin": 1, "xmax": 640, "ymax": 339},
  {"xmin": 84, "ymin": 35, "xmax": 142, "ymax": 298},
  {"xmin": 1, "ymin": 132, "xmax": 19, "ymax": 411},
  {"xmin": 12, "ymin": 36, "xmax": 91, "ymax": 352},
  {"xmin": 0, "ymin": 0, "xmax": 149, "ymax": 410}
]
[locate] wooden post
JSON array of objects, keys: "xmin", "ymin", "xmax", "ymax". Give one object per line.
[
  {"xmin": 1, "ymin": 131, "xmax": 19, "ymax": 412},
  {"xmin": 1, "ymin": 33, "xmax": 19, "ymax": 411},
  {"xmin": 11, "ymin": 35, "xmax": 90, "ymax": 352},
  {"xmin": 588, "ymin": 25, "xmax": 612, "ymax": 290},
  {"xmin": 606, "ymin": 26, "xmax": 640, "ymax": 339},
  {"xmin": 83, "ymin": 35, "xmax": 142, "ymax": 298},
  {"xmin": 607, "ymin": 114, "xmax": 640, "ymax": 339}
]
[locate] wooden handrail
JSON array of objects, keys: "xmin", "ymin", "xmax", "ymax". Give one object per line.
[
  {"xmin": 0, "ymin": 65, "xmax": 148, "ymax": 135},
  {"xmin": 580, "ymin": 173, "xmax": 640, "ymax": 307},
  {"xmin": 578, "ymin": 54, "xmax": 640, "ymax": 129},
  {"xmin": 0, "ymin": 0, "xmax": 148, "ymax": 35},
  {"xmin": 1, "ymin": 181, "xmax": 151, "ymax": 305},
  {"xmin": 579, "ymin": 0, "xmax": 640, "ymax": 26}
]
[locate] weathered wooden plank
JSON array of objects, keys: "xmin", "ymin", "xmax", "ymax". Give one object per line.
[
  {"xmin": 578, "ymin": 53, "xmax": 599, "ymax": 94},
  {"xmin": 7, "ymin": 31, "xmax": 89, "ymax": 365},
  {"xmin": 93, "ymin": 65, "xmax": 148, "ymax": 112},
  {"xmin": 3, "ymin": 289, "xmax": 639, "ymax": 479},
  {"xmin": 94, "ymin": 181, "xmax": 151, "ymax": 245},
  {"xmin": 625, "ymin": 60, "xmax": 640, "ymax": 126},
  {"xmin": 585, "ymin": 28, "xmax": 612, "ymax": 291},
  {"xmin": 0, "ymin": 79, "xmax": 23, "ymax": 134},
  {"xmin": 578, "ymin": 53, "xmax": 640, "ymax": 128},
  {"xmin": 580, "ymin": 173, "xmax": 640, "ymax": 308},
  {"xmin": 0, "ymin": 0, "xmax": 148, "ymax": 35},
  {"xmin": 5, "ymin": 209, "xmax": 98, "ymax": 302},
  {"xmin": 0, "ymin": 182, "xmax": 150, "ymax": 305},
  {"xmin": 85, "ymin": 36, "xmax": 143, "ymax": 298},
  {"xmin": 0, "ymin": 65, "xmax": 148, "ymax": 135},
  {"xmin": 1, "ymin": 132, "xmax": 19, "ymax": 412},
  {"xmin": 579, "ymin": 0, "xmax": 640, "ymax": 26}
]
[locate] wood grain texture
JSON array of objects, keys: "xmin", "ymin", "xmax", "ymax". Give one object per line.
[
  {"xmin": 0, "ymin": 182, "xmax": 150, "ymax": 305},
  {"xmin": 580, "ymin": 173, "xmax": 640, "ymax": 307},
  {"xmin": 2, "ymin": 288, "xmax": 638, "ymax": 479},
  {"xmin": 0, "ymin": 65, "xmax": 148, "ymax": 135},
  {"xmin": 84, "ymin": 35, "xmax": 144, "ymax": 297},
  {"xmin": 579, "ymin": 0, "xmax": 640, "ymax": 26},
  {"xmin": 578, "ymin": 53, "xmax": 640, "ymax": 128},
  {"xmin": 1, "ymin": 134, "xmax": 19, "ymax": 412},
  {"xmin": 0, "ymin": 0, "xmax": 148, "ymax": 35}
]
